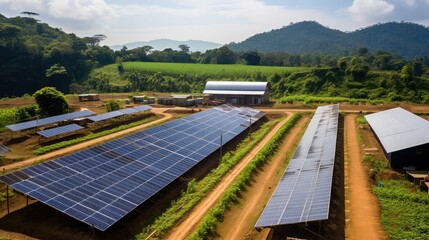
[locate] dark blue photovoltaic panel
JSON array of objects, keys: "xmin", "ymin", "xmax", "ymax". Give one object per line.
[
  {"xmin": 133, "ymin": 105, "xmax": 152, "ymax": 112},
  {"xmin": 87, "ymin": 105, "xmax": 152, "ymax": 122},
  {"xmin": 255, "ymin": 104, "xmax": 339, "ymax": 228},
  {"xmin": 118, "ymin": 108, "xmax": 138, "ymax": 114},
  {"xmin": 37, "ymin": 124, "xmax": 85, "ymax": 138},
  {"xmin": 6, "ymin": 110, "xmax": 95, "ymax": 132},
  {"xmin": 0, "ymin": 104, "xmax": 264, "ymax": 231},
  {"xmin": 87, "ymin": 111, "xmax": 124, "ymax": 122},
  {"xmin": 0, "ymin": 144, "xmax": 10, "ymax": 156}
]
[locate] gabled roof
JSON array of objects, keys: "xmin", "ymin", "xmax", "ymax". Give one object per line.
[
  {"xmin": 203, "ymin": 81, "xmax": 268, "ymax": 96},
  {"xmin": 365, "ymin": 107, "xmax": 429, "ymax": 153}
]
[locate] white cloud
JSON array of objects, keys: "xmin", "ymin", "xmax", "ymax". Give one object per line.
[
  {"xmin": 47, "ymin": 0, "xmax": 116, "ymax": 21},
  {"xmin": 347, "ymin": 0, "xmax": 395, "ymax": 22},
  {"xmin": 347, "ymin": 0, "xmax": 429, "ymax": 24},
  {"xmin": 0, "ymin": 0, "xmax": 43, "ymax": 11}
]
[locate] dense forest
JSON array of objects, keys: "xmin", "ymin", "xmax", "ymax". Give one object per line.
[
  {"xmin": 229, "ymin": 21, "xmax": 429, "ymax": 59},
  {"xmin": 1, "ymin": 14, "xmax": 429, "ymax": 103}
]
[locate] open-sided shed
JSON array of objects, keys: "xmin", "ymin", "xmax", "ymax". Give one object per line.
[{"xmin": 365, "ymin": 107, "xmax": 429, "ymax": 170}]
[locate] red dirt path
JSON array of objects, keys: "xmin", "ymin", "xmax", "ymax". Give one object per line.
[{"xmin": 344, "ymin": 114, "xmax": 387, "ymax": 240}]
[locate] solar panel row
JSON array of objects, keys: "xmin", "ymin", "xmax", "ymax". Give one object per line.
[
  {"xmin": 255, "ymin": 104, "xmax": 339, "ymax": 228},
  {"xmin": 0, "ymin": 105, "xmax": 264, "ymax": 231},
  {"xmin": 0, "ymin": 144, "xmax": 10, "ymax": 156},
  {"xmin": 6, "ymin": 110, "xmax": 95, "ymax": 132},
  {"xmin": 37, "ymin": 124, "xmax": 85, "ymax": 138},
  {"xmin": 87, "ymin": 105, "xmax": 152, "ymax": 123}
]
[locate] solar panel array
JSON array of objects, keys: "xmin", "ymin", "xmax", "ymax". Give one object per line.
[
  {"xmin": 0, "ymin": 105, "xmax": 264, "ymax": 231},
  {"xmin": 6, "ymin": 110, "xmax": 95, "ymax": 132},
  {"xmin": 87, "ymin": 105, "xmax": 152, "ymax": 123},
  {"xmin": 37, "ymin": 124, "xmax": 85, "ymax": 138},
  {"xmin": 0, "ymin": 144, "xmax": 10, "ymax": 156},
  {"xmin": 255, "ymin": 104, "xmax": 339, "ymax": 228}
]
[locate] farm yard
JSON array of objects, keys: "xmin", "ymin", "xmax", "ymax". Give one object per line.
[{"xmin": 0, "ymin": 95, "xmax": 428, "ymax": 240}]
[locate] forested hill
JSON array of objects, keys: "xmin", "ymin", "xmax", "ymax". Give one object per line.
[
  {"xmin": 228, "ymin": 21, "xmax": 429, "ymax": 59},
  {"xmin": 0, "ymin": 14, "xmax": 115, "ymax": 97}
]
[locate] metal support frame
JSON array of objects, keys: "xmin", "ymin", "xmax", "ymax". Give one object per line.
[{"xmin": 6, "ymin": 185, "xmax": 9, "ymax": 214}]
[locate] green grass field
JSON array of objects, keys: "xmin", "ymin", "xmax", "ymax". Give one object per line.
[{"xmin": 103, "ymin": 62, "xmax": 307, "ymax": 78}]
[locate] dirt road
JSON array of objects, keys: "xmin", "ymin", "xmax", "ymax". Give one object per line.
[
  {"xmin": 2, "ymin": 109, "xmax": 172, "ymax": 172},
  {"xmin": 344, "ymin": 114, "xmax": 387, "ymax": 240},
  {"xmin": 216, "ymin": 116, "xmax": 310, "ymax": 240},
  {"xmin": 165, "ymin": 114, "xmax": 293, "ymax": 240}
]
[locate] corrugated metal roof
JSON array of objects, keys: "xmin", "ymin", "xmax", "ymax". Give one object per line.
[
  {"xmin": 365, "ymin": 107, "xmax": 429, "ymax": 153},
  {"xmin": 203, "ymin": 90, "xmax": 266, "ymax": 95},
  {"xmin": 203, "ymin": 81, "xmax": 268, "ymax": 95}
]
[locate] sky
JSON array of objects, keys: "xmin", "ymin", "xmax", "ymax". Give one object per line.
[{"xmin": 0, "ymin": 0, "xmax": 428, "ymax": 46}]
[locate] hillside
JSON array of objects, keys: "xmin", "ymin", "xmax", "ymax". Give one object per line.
[
  {"xmin": 110, "ymin": 39, "xmax": 222, "ymax": 52},
  {"xmin": 228, "ymin": 21, "xmax": 429, "ymax": 59}
]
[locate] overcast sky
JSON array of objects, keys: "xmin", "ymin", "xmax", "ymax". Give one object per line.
[{"xmin": 1, "ymin": 0, "xmax": 428, "ymax": 46}]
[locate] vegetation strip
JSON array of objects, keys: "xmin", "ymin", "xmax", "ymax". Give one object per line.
[
  {"xmin": 33, "ymin": 114, "xmax": 159, "ymax": 155},
  {"xmin": 136, "ymin": 117, "xmax": 283, "ymax": 239},
  {"xmin": 373, "ymin": 180, "xmax": 429, "ymax": 240},
  {"xmin": 188, "ymin": 113, "xmax": 301, "ymax": 239}
]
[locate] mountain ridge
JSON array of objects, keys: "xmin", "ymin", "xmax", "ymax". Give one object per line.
[{"xmin": 228, "ymin": 21, "xmax": 429, "ymax": 59}]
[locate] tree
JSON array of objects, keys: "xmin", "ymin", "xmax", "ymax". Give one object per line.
[
  {"xmin": 83, "ymin": 34, "xmax": 107, "ymax": 47},
  {"xmin": 215, "ymin": 46, "xmax": 235, "ymax": 64},
  {"xmin": 241, "ymin": 51, "xmax": 261, "ymax": 65},
  {"xmin": 33, "ymin": 87, "xmax": 69, "ymax": 117},
  {"xmin": 178, "ymin": 44, "xmax": 190, "ymax": 53},
  {"xmin": 105, "ymin": 100, "xmax": 121, "ymax": 112},
  {"xmin": 20, "ymin": 11, "xmax": 39, "ymax": 18}
]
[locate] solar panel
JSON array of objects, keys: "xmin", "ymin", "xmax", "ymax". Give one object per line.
[
  {"xmin": 6, "ymin": 110, "xmax": 95, "ymax": 132},
  {"xmin": 0, "ymin": 105, "xmax": 265, "ymax": 231},
  {"xmin": 0, "ymin": 144, "xmax": 10, "ymax": 156},
  {"xmin": 37, "ymin": 124, "xmax": 85, "ymax": 138},
  {"xmin": 118, "ymin": 108, "xmax": 138, "ymax": 115},
  {"xmin": 87, "ymin": 111, "xmax": 124, "ymax": 122},
  {"xmin": 255, "ymin": 104, "xmax": 339, "ymax": 228},
  {"xmin": 87, "ymin": 105, "xmax": 152, "ymax": 122},
  {"xmin": 132, "ymin": 105, "xmax": 152, "ymax": 112}
]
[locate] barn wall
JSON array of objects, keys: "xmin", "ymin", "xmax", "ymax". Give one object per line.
[{"xmin": 390, "ymin": 143, "xmax": 429, "ymax": 170}]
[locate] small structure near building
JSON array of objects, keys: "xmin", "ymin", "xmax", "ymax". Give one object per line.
[
  {"xmin": 133, "ymin": 96, "xmax": 145, "ymax": 103},
  {"xmin": 78, "ymin": 94, "xmax": 100, "ymax": 102},
  {"xmin": 157, "ymin": 97, "xmax": 173, "ymax": 105},
  {"xmin": 203, "ymin": 81, "xmax": 269, "ymax": 105},
  {"xmin": 365, "ymin": 107, "xmax": 429, "ymax": 170},
  {"xmin": 171, "ymin": 94, "xmax": 192, "ymax": 107}
]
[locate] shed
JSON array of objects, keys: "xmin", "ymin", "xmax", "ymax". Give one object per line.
[
  {"xmin": 171, "ymin": 94, "xmax": 192, "ymax": 107},
  {"xmin": 133, "ymin": 96, "xmax": 145, "ymax": 103},
  {"xmin": 78, "ymin": 94, "xmax": 99, "ymax": 102},
  {"xmin": 203, "ymin": 81, "xmax": 269, "ymax": 105},
  {"xmin": 365, "ymin": 107, "xmax": 429, "ymax": 170}
]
